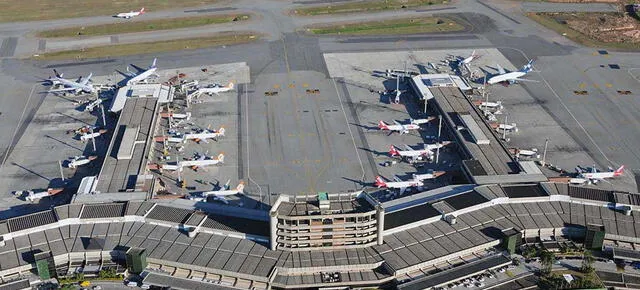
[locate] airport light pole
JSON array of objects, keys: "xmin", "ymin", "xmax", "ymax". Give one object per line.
[
  {"xmin": 436, "ymin": 115, "xmax": 442, "ymax": 164},
  {"xmin": 90, "ymin": 127, "xmax": 96, "ymax": 152},
  {"xmin": 58, "ymin": 160, "xmax": 65, "ymax": 181},
  {"xmin": 100, "ymin": 104, "xmax": 106, "ymax": 126},
  {"xmin": 502, "ymin": 114, "xmax": 508, "ymax": 140},
  {"xmin": 542, "ymin": 139, "xmax": 549, "ymax": 167}
]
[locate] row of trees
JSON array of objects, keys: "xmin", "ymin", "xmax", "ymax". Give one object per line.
[{"xmin": 529, "ymin": 246, "xmax": 602, "ymax": 289}]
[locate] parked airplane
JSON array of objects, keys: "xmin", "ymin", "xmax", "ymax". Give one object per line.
[
  {"xmin": 84, "ymin": 98, "xmax": 103, "ymax": 112},
  {"xmin": 374, "ymin": 176, "xmax": 422, "ymax": 195},
  {"xmin": 80, "ymin": 129, "xmax": 108, "ymax": 142},
  {"xmin": 162, "ymin": 153, "xmax": 225, "ymax": 172},
  {"xmin": 198, "ymin": 82, "xmax": 235, "ymax": 96},
  {"xmin": 125, "ymin": 58, "xmax": 157, "ymax": 86},
  {"xmin": 487, "ymin": 60, "xmax": 537, "ymax": 85},
  {"xmin": 14, "ymin": 188, "xmax": 64, "ymax": 202},
  {"xmin": 189, "ymin": 180, "xmax": 244, "ymax": 204},
  {"xmin": 410, "ymin": 117, "xmax": 436, "ymax": 125},
  {"xmin": 413, "ymin": 171, "xmax": 446, "ymax": 182},
  {"xmin": 474, "ymin": 100, "xmax": 503, "ymax": 111},
  {"xmin": 490, "ymin": 123, "xmax": 518, "ymax": 133},
  {"xmin": 389, "ymin": 142, "xmax": 451, "ymax": 162},
  {"xmin": 68, "ymin": 156, "xmax": 97, "ymax": 169},
  {"xmin": 459, "ymin": 50, "xmax": 480, "ymax": 66},
  {"xmin": 378, "ymin": 120, "xmax": 420, "ymax": 135},
  {"xmin": 571, "ymin": 165, "xmax": 624, "ymax": 185},
  {"xmin": 115, "ymin": 7, "xmax": 145, "ymax": 19},
  {"xmin": 184, "ymin": 127, "xmax": 225, "ymax": 143},
  {"xmin": 48, "ymin": 71, "xmax": 95, "ymax": 94}
]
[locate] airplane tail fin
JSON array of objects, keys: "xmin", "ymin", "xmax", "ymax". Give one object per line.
[
  {"xmin": 53, "ymin": 69, "xmax": 62, "ymax": 78},
  {"xmin": 227, "ymin": 82, "xmax": 234, "ymax": 89},
  {"xmin": 217, "ymin": 153, "xmax": 225, "ymax": 163},
  {"xmin": 150, "ymin": 58, "xmax": 157, "ymax": 69},
  {"xmin": 217, "ymin": 127, "xmax": 225, "ymax": 136},
  {"xmin": 374, "ymin": 176, "xmax": 386, "ymax": 188},
  {"xmin": 471, "ymin": 50, "xmax": 476, "ymax": 57},
  {"xmin": 614, "ymin": 165, "xmax": 625, "ymax": 176},
  {"xmin": 236, "ymin": 182, "xmax": 245, "ymax": 193},
  {"xmin": 389, "ymin": 145, "xmax": 399, "ymax": 156},
  {"xmin": 223, "ymin": 179, "xmax": 231, "ymax": 190},
  {"xmin": 378, "ymin": 121, "xmax": 388, "ymax": 130},
  {"xmin": 521, "ymin": 59, "xmax": 534, "ymax": 73},
  {"xmin": 140, "ymin": 7, "xmax": 145, "ymax": 14}
]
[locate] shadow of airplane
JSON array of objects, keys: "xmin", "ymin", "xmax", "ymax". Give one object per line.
[
  {"xmin": 11, "ymin": 162, "xmax": 50, "ymax": 181},
  {"xmin": 358, "ymin": 147, "xmax": 388, "ymax": 157},
  {"xmin": 341, "ymin": 176, "xmax": 372, "ymax": 187}
]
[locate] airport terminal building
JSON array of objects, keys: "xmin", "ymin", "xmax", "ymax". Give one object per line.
[{"xmin": 0, "ymin": 183, "xmax": 639, "ymax": 289}]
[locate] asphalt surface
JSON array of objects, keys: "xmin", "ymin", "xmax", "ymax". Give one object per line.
[{"xmin": 0, "ymin": 0, "xmax": 638, "ymax": 217}]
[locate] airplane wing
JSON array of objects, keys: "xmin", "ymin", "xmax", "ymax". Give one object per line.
[
  {"xmin": 399, "ymin": 186, "xmax": 407, "ymax": 195},
  {"xmin": 511, "ymin": 77, "xmax": 539, "ymax": 83},
  {"xmin": 393, "ymin": 120, "xmax": 402, "ymax": 126},
  {"xmin": 81, "ymin": 73, "xmax": 92, "ymax": 85},
  {"xmin": 496, "ymin": 64, "xmax": 506, "ymax": 75},
  {"xmin": 403, "ymin": 144, "xmax": 412, "ymax": 151},
  {"xmin": 213, "ymin": 195, "xmax": 230, "ymax": 204},
  {"xmin": 393, "ymin": 176, "xmax": 402, "ymax": 182}
]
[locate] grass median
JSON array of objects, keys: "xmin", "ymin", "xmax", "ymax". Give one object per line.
[
  {"xmin": 294, "ymin": 0, "xmax": 448, "ymax": 16},
  {"xmin": 0, "ymin": 0, "xmax": 221, "ymax": 22},
  {"xmin": 307, "ymin": 17, "xmax": 465, "ymax": 35},
  {"xmin": 37, "ymin": 14, "xmax": 251, "ymax": 38},
  {"xmin": 33, "ymin": 33, "xmax": 260, "ymax": 60},
  {"xmin": 527, "ymin": 12, "xmax": 640, "ymax": 50}
]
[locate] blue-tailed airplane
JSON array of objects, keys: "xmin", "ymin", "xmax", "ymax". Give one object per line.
[{"xmin": 487, "ymin": 59, "xmax": 537, "ymax": 85}]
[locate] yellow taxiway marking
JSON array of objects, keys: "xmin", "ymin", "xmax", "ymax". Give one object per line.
[
  {"xmin": 302, "ymin": 83, "xmax": 309, "ymax": 88},
  {"xmin": 605, "ymin": 83, "xmax": 613, "ymax": 88},
  {"xmin": 273, "ymin": 84, "xmax": 280, "ymax": 89},
  {"xmin": 593, "ymin": 83, "xmax": 600, "ymax": 88},
  {"xmin": 592, "ymin": 52, "xmax": 598, "ymax": 56},
  {"xmin": 578, "ymin": 83, "xmax": 587, "ymax": 89},
  {"xmin": 288, "ymin": 84, "xmax": 295, "ymax": 88}
]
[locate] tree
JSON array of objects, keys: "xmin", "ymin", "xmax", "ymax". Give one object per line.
[
  {"xmin": 580, "ymin": 249, "xmax": 595, "ymax": 274},
  {"xmin": 540, "ymin": 250, "xmax": 555, "ymax": 276}
]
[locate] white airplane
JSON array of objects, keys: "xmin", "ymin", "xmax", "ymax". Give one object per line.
[
  {"xmin": 389, "ymin": 142, "xmax": 451, "ymax": 162},
  {"xmin": 491, "ymin": 123, "xmax": 518, "ymax": 133},
  {"xmin": 115, "ymin": 7, "xmax": 145, "ymax": 19},
  {"xmin": 48, "ymin": 71, "xmax": 95, "ymax": 94},
  {"xmin": 475, "ymin": 100, "xmax": 503, "ymax": 111},
  {"xmin": 571, "ymin": 165, "xmax": 624, "ymax": 185},
  {"xmin": 14, "ymin": 188, "xmax": 64, "ymax": 202},
  {"xmin": 80, "ymin": 129, "xmax": 108, "ymax": 142},
  {"xmin": 413, "ymin": 171, "xmax": 446, "ymax": 182},
  {"xmin": 487, "ymin": 60, "xmax": 537, "ymax": 85},
  {"xmin": 125, "ymin": 58, "xmax": 157, "ymax": 86},
  {"xmin": 189, "ymin": 180, "xmax": 244, "ymax": 204},
  {"xmin": 162, "ymin": 153, "xmax": 225, "ymax": 172},
  {"xmin": 509, "ymin": 148, "xmax": 540, "ymax": 159},
  {"xmin": 459, "ymin": 50, "xmax": 480, "ymax": 66},
  {"xmin": 68, "ymin": 156, "xmax": 97, "ymax": 169},
  {"xmin": 374, "ymin": 176, "xmax": 422, "ymax": 195},
  {"xmin": 84, "ymin": 98, "xmax": 103, "ymax": 112},
  {"xmin": 378, "ymin": 120, "xmax": 420, "ymax": 135},
  {"xmin": 197, "ymin": 82, "xmax": 235, "ymax": 96},
  {"xmin": 410, "ymin": 117, "xmax": 436, "ymax": 125},
  {"xmin": 184, "ymin": 127, "xmax": 225, "ymax": 143}
]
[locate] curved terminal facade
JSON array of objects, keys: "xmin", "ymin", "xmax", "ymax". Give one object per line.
[{"xmin": 0, "ymin": 183, "xmax": 638, "ymax": 289}]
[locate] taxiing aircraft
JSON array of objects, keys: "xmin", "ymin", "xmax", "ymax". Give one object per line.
[
  {"xmin": 115, "ymin": 7, "xmax": 145, "ymax": 19},
  {"xmin": 487, "ymin": 60, "xmax": 537, "ymax": 85},
  {"xmin": 80, "ymin": 129, "xmax": 108, "ymax": 142},
  {"xmin": 125, "ymin": 58, "xmax": 157, "ymax": 86},
  {"xmin": 571, "ymin": 165, "xmax": 624, "ymax": 185},
  {"xmin": 374, "ymin": 176, "xmax": 422, "ymax": 195},
  {"xmin": 410, "ymin": 117, "xmax": 436, "ymax": 125},
  {"xmin": 162, "ymin": 153, "xmax": 225, "ymax": 172},
  {"xmin": 378, "ymin": 120, "xmax": 420, "ymax": 135},
  {"xmin": 189, "ymin": 180, "xmax": 244, "ymax": 204},
  {"xmin": 48, "ymin": 71, "xmax": 95, "ymax": 94},
  {"xmin": 197, "ymin": 82, "xmax": 235, "ymax": 96}
]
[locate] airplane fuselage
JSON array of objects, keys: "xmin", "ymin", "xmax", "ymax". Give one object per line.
[
  {"xmin": 127, "ymin": 67, "xmax": 157, "ymax": 86},
  {"xmin": 487, "ymin": 71, "xmax": 526, "ymax": 85}
]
